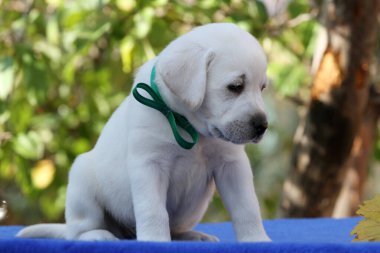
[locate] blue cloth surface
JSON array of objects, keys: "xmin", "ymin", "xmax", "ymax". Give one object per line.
[{"xmin": 1, "ymin": 218, "xmax": 380, "ymax": 253}]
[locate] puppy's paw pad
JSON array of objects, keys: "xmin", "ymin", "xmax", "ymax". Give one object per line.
[{"xmin": 172, "ymin": 231, "xmax": 219, "ymax": 242}]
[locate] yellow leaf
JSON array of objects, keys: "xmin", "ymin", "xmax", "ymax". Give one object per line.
[
  {"xmin": 357, "ymin": 195, "xmax": 380, "ymax": 220},
  {"xmin": 352, "ymin": 195, "xmax": 380, "ymax": 242},
  {"xmin": 116, "ymin": 0, "xmax": 136, "ymax": 12},
  {"xmin": 120, "ymin": 37, "xmax": 134, "ymax": 73},
  {"xmin": 31, "ymin": 160, "xmax": 55, "ymax": 189}
]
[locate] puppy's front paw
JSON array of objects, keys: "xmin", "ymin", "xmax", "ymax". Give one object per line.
[
  {"xmin": 239, "ymin": 234, "xmax": 271, "ymax": 242},
  {"xmin": 256, "ymin": 235, "xmax": 271, "ymax": 242},
  {"xmin": 172, "ymin": 231, "xmax": 219, "ymax": 242}
]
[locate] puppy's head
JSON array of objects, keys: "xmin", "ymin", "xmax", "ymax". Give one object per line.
[{"xmin": 156, "ymin": 23, "xmax": 268, "ymax": 144}]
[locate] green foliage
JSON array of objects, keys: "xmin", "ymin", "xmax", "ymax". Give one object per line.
[
  {"xmin": 266, "ymin": 0, "xmax": 317, "ymax": 96},
  {"xmin": 0, "ymin": 0, "xmax": 317, "ymax": 224}
]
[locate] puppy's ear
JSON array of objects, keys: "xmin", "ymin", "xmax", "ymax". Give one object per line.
[{"xmin": 157, "ymin": 42, "xmax": 215, "ymax": 110}]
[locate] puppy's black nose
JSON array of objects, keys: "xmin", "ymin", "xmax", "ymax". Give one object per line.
[{"xmin": 251, "ymin": 113, "xmax": 268, "ymax": 137}]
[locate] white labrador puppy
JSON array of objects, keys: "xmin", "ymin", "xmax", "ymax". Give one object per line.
[{"xmin": 17, "ymin": 23, "xmax": 270, "ymax": 242}]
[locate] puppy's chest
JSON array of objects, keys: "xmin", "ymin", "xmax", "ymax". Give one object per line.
[
  {"xmin": 165, "ymin": 150, "xmax": 216, "ymax": 214},
  {"xmin": 165, "ymin": 147, "xmax": 221, "ymax": 200},
  {"xmin": 169, "ymin": 154, "xmax": 204, "ymax": 180}
]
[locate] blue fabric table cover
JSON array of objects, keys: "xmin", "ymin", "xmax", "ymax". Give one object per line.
[{"xmin": 1, "ymin": 217, "xmax": 380, "ymax": 253}]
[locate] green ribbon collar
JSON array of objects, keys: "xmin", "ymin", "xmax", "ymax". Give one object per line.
[{"xmin": 132, "ymin": 65, "xmax": 199, "ymax": 150}]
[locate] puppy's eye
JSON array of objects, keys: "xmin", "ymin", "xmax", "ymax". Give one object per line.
[
  {"xmin": 227, "ymin": 83, "xmax": 244, "ymax": 94},
  {"xmin": 261, "ymin": 83, "xmax": 266, "ymax": 91}
]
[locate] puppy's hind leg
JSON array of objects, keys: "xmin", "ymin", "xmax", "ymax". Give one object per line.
[
  {"xmin": 77, "ymin": 229, "xmax": 119, "ymax": 241},
  {"xmin": 64, "ymin": 154, "xmax": 118, "ymax": 241}
]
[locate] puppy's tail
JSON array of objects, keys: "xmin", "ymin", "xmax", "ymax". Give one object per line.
[{"xmin": 17, "ymin": 224, "xmax": 66, "ymax": 239}]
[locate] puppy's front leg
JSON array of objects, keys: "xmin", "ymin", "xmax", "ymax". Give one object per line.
[
  {"xmin": 214, "ymin": 152, "xmax": 270, "ymax": 242},
  {"xmin": 129, "ymin": 160, "xmax": 171, "ymax": 241}
]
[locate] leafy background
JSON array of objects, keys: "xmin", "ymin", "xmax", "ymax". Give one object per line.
[{"xmin": 0, "ymin": 0, "xmax": 362, "ymax": 225}]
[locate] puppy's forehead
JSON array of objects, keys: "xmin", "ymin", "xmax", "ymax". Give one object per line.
[
  {"xmin": 174, "ymin": 24, "xmax": 267, "ymax": 84},
  {"xmin": 211, "ymin": 44, "xmax": 267, "ymax": 83},
  {"xmin": 190, "ymin": 24, "xmax": 267, "ymax": 76}
]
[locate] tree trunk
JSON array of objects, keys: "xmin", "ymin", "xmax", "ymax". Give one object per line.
[
  {"xmin": 280, "ymin": 0, "xmax": 379, "ymax": 217},
  {"xmin": 332, "ymin": 86, "xmax": 380, "ymax": 217}
]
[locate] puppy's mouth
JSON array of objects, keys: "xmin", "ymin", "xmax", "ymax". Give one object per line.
[
  {"xmin": 251, "ymin": 135, "xmax": 264, "ymax": 143},
  {"xmin": 210, "ymin": 126, "xmax": 265, "ymax": 144},
  {"xmin": 210, "ymin": 126, "xmax": 248, "ymax": 144},
  {"xmin": 211, "ymin": 127, "xmax": 230, "ymax": 142}
]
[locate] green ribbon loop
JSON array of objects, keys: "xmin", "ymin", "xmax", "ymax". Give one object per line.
[{"xmin": 132, "ymin": 65, "xmax": 199, "ymax": 150}]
